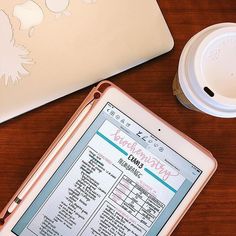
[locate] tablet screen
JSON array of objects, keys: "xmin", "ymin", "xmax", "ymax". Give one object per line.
[{"xmin": 12, "ymin": 103, "xmax": 202, "ymax": 236}]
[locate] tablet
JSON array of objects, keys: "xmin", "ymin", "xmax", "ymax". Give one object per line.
[{"xmin": 0, "ymin": 81, "xmax": 217, "ymax": 236}]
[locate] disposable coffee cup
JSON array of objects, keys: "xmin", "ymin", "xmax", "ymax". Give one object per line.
[{"xmin": 173, "ymin": 23, "xmax": 236, "ymax": 118}]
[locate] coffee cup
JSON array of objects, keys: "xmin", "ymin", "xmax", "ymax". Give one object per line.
[{"xmin": 173, "ymin": 23, "xmax": 236, "ymax": 118}]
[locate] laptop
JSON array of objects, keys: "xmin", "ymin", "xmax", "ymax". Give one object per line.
[{"xmin": 0, "ymin": 0, "xmax": 174, "ymax": 123}]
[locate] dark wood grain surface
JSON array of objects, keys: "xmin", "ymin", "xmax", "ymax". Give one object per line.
[{"xmin": 0, "ymin": 0, "xmax": 236, "ymax": 235}]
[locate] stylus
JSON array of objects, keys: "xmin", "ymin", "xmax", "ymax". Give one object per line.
[{"xmin": 0, "ymin": 99, "xmax": 96, "ymax": 223}]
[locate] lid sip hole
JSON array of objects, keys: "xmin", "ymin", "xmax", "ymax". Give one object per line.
[{"xmin": 204, "ymin": 87, "xmax": 214, "ymax": 97}]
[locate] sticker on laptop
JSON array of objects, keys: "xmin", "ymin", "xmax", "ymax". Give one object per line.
[
  {"xmin": 0, "ymin": 10, "xmax": 32, "ymax": 85},
  {"xmin": 0, "ymin": 0, "xmax": 97, "ymax": 85},
  {"xmin": 46, "ymin": 0, "xmax": 71, "ymax": 17},
  {"xmin": 14, "ymin": 0, "xmax": 44, "ymax": 37}
]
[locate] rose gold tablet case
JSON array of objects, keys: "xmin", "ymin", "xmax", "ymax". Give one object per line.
[{"xmin": 0, "ymin": 81, "xmax": 217, "ymax": 235}]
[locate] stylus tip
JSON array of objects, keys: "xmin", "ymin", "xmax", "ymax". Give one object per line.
[{"xmin": 0, "ymin": 211, "xmax": 10, "ymax": 225}]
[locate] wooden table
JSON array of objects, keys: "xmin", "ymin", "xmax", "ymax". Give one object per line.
[{"xmin": 0, "ymin": 0, "xmax": 236, "ymax": 235}]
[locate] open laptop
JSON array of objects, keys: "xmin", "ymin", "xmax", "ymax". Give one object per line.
[{"xmin": 0, "ymin": 0, "xmax": 174, "ymax": 123}]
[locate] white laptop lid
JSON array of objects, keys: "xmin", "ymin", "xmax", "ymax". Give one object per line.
[{"xmin": 0, "ymin": 0, "xmax": 174, "ymax": 123}]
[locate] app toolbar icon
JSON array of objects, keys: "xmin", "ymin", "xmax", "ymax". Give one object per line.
[
  {"xmin": 115, "ymin": 115, "xmax": 120, "ymax": 120},
  {"xmin": 110, "ymin": 111, "xmax": 115, "ymax": 116},
  {"xmin": 142, "ymin": 136, "xmax": 148, "ymax": 141}
]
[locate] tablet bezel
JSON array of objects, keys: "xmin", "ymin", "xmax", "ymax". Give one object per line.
[{"xmin": 0, "ymin": 84, "xmax": 217, "ymax": 236}]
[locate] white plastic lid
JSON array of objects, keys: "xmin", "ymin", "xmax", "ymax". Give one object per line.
[{"xmin": 179, "ymin": 23, "xmax": 236, "ymax": 118}]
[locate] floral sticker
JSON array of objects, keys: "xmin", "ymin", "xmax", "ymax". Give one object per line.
[{"xmin": 0, "ymin": 10, "xmax": 32, "ymax": 85}]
